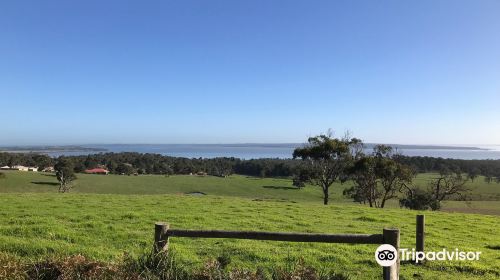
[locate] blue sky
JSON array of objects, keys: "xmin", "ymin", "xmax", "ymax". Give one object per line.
[{"xmin": 1, "ymin": 0, "xmax": 499, "ymax": 145}]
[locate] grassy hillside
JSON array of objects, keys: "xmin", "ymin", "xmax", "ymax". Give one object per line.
[
  {"xmin": 0, "ymin": 171, "xmax": 499, "ymax": 278},
  {"xmin": 1, "ymin": 170, "xmax": 499, "ymax": 214},
  {"xmin": 2, "ymin": 170, "xmax": 500, "ymax": 197},
  {"xmin": 0, "ymin": 193, "xmax": 498, "ymax": 279},
  {"xmin": 0, "ymin": 171, "xmax": 329, "ymax": 202}
]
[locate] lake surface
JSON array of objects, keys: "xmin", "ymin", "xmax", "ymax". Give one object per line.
[{"xmin": 22, "ymin": 143, "xmax": 500, "ymax": 160}]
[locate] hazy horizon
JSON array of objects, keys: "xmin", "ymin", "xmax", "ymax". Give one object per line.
[
  {"xmin": 3, "ymin": 142, "xmax": 500, "ymax": 160},
  {"xmin": 2, "ymin": 142, "xmax": 500, "ymax": 148}
]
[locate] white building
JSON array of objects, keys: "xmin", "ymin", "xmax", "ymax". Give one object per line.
[
  {"xmin": 12, "ymin": 165, "xmax": 29, "ymax": 171},
  {"xmin": 11, "ymin": 165, "xmax": 38, "ymax": 172}
]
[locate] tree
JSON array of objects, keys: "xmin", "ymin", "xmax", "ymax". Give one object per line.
[
  {"xmin": 485, "ymin": 174, "xmax": 493, "ymax": 184},
  {"xmin": 73, "ymin": 161, "xmax": 86, "ymax": 173},
  {"xmin": 376, "ymin": 149, "xmax": 414, "ymax": 208},
  {"xmin": 116, "ymin": 163, "xmax": 135, "ymax": 175},
  {"xmin": 106, "ymin": 160, "xmax": 118, "ymax": 173},
  {"xmin": 399, "ymin": 187, "xmax": 439, "ymax": 210},
  {"xmin": 345, "ymin": 145, "xmax": 414, "ymax": 208},
  {"xmin": 427, "ymin": 168, "xmax": 470, "ymax": 209},
  {"xmin": 467, "ymin": 168, "xmax": 480, "ymax": 182},
  {"xmin": 55, "ymin": 158, "xmax": 76, "ymax": 193},
  {"xmin": 208, "ymin": 158, "xmax": 234, "ymax": 177},
  {"xmin": 162, "ymin": 164, "xmax": 174, "ymax": 177},
  {"xmin": 344, "ymin": 156, "xmax": 377, "ymax": 206},
  {"xmin": 293, "ymin": 132, "xmax": 362, "ymax": 205},
  {"xmin": 292, "ymin": 167, "xmax": 312, "ymax": 189},
  {"xmin": 84, "ymin": 155, "xmax": 98, "ymax": 169},
  {"xmin": 33, "ymin": 154, "xmax": 53, "ymax": 171},
  {"xmin": 7, "ymin": 156, "xmax": 17, "ymax": 168}
]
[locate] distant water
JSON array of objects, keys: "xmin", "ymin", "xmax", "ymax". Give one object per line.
[{"xmin": 30, "ymin": 144, "xmax": 500, "ymax": 160}]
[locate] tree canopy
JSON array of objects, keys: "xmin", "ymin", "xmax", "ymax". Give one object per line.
[
  {"xmin": 292, "ymin": 133, "xmax": 362, "ymax": 205},
  {"xmin": 55, "ymin": 158, "xmax": 77, "ymax": 193}
]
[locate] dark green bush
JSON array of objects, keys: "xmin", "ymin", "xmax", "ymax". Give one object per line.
[{"xmin": 399, "ymin": 188, "xmax": 440, "ymax": 210}]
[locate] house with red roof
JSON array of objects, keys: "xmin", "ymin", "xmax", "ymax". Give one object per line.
[{"xmin": 84, "ymin": 168, "xmax": 109, "ymax": 175}]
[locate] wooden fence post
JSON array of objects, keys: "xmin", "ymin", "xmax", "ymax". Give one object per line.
[
  {"xmin": 383, "ymin": 228, "xmax": 400, "ymax": 280},
  {"xmin": 154, "ymin": 222, "xmax": 169, "ymax": 254},
  {"xmin": 416, "ymin": 215, "xmax": 425, "ymax": 254}
]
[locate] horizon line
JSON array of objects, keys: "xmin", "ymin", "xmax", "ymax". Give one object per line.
[{"xmin": 1, "ymin": 142, "xmax": 499, "ymax": 148}]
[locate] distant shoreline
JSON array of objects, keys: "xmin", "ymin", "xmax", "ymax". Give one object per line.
[
  {"xmin": 0, "ymin": 145, "xmax": 107, "ymax": 153},
  {"xmin": 1, "ymin": 143, "xmax": 500, "ymax": 160},
  {"xmin": 0, "ymin": 143, "xmax": 490, "ymax": 152}
]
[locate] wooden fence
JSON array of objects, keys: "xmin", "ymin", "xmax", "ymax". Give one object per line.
[
  {"xmin": 416, "ymin": 214, "xmax": 425, "ymax": 253},
  {"xmin": 153, "ymin": 223, "xmax": 409, "ymax": 280}
]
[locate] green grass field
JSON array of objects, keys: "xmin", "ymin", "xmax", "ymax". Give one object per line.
[
  {"xmin": 0, "ymin": 171, "xmax": 327, "ymax": 202},
  {"xmin": 0, "ymin": 171, "xmax": 499, "ymax": 279},
  {"xmin": 1, "ymin": 170, "xmax": 499, "ymax": 213}
]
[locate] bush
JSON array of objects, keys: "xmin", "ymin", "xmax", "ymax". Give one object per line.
[{"xmin": 399, "ymin": 188, "xmax": 440, "ymax": 210}]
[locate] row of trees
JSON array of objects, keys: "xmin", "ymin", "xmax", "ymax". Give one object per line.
[
  {"xmin": 72, "ymin": 154, "xmax": 300, "ymax": 177},
  {"xmin": 394, "ymin": 155, "xmax": 500, "ymax": 183},
  {"xmin": 0, "ymin": 153, "xmax": 54, "ymax": 170},
  {"xmin": 291, "ymin": 133, "xmax": 473, "ymax": 209},
  {"xmin": 291, "ymin": 134, "xmax": 412, "ymax": 206},
  {"xmin": 2, "ymin": 150, "xmax": 500, "ymax": 180},
  {"xmin": 0, "ymin": 152, "xmax": 299, "ymax": 178},
  {"xmin": 2, "ymin": 144, "xmax": 500, "ymax": 180}
]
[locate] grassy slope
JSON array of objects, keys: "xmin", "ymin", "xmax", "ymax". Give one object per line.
[
  {"xmin": 2, "ymin": 170, "xmax": 500, "ymax": 198},
  {"xmin": 0, "ymin": 171, "xmax": 499, "ymax": 278},
  {"xmin": 0, "ymin": 171, "xmax": 328, "ymax": 202},
  {"xmin": 1, "ymin": 170, "xmax": 499, "ymax": 213},
  {"xmin": 0, "ymin": 194, "xmax": 498, "ymax": 279}
]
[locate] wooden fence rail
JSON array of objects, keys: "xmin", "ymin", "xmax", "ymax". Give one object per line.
[
  {"xmin": 169, "ymin": 229, "xmax": 384, "ymax": 244},
  {"xmin": 153, "ymin": 222, "xmax": 401, "ymax": 280}
]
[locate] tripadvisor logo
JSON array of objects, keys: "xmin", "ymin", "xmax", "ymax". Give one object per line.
[
  {"xmin": 375, "ymin": 244, "xmax": 398, "ymax": 267},
  {"xmin": 375, "ymin": 245, "xmax": 482, "ymax": 266}
]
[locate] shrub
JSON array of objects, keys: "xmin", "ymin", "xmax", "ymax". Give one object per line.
[{"xmin": 399, "ymin": 188, "xmax": 440, "ymax": 210}]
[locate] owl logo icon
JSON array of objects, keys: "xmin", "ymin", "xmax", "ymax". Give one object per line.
[{"xmin": 375, "ymin": 244, "xmax": 398, "ymax": 267}]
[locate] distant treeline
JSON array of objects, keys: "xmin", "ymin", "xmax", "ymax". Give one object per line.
[
  {"xmin": 394, "ymin": 155, "xmax": 500, "ymax": 180},
  {"xmin": 1, "ymin": 152, "xmax": 500, "ymax": 179},
  {"xmin": 0, "ymin": 152, "xmax": 299, "ymax": 177}
]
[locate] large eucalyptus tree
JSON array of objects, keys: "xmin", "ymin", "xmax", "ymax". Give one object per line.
[{"xmin": 293, "ymin": 132, "xmax": 362, "ymax": 205}]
